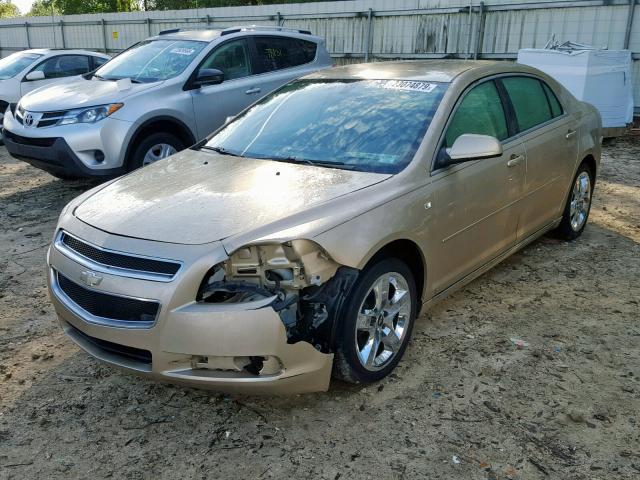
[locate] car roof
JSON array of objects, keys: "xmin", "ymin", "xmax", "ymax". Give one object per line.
[
  {"xmin": 304, "ymin": 60, "xmax": 506, "ymax": 83},
  {"xmin": 149, "ymin": 26, "xmax": 320, "ymax": 43},
  {"xmin": 149, "ymin": 29, "xmax": 222, "ymax": 42},
  {"xmin": 22, "ymin": 48, "xmax": 109, "ymax": 58}
]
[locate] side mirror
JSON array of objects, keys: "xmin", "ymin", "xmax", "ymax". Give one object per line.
[
  {"xmin": 193, "ymin": 68, "xmax": 224, "ymax": 88},
  {"xmin": 439, "ymin": 134, "xmax": 503, "ymax": 168},
  {"xmin": 25, "ymin": 70, "xmax": 45, "ymax": 81}
]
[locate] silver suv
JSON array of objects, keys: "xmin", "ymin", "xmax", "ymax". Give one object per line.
[{"xmin": 2, "ymin": 27, "xmax": 332, "ymax": 179}]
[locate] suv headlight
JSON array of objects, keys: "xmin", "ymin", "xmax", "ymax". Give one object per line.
[{"xmin": 59, "ymin": 103, "xmax": 123, "ymax": 125}]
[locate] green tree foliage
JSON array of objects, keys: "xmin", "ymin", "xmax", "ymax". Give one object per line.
[
  {"xmin": 0, "ymin": 0, "xmax": 20, "ymax": 18},
  {"xmin": 143, "ymin": 0, "xmax": 325, "ymax": 11},
  {"xmin": 24, "ymin": 0, "xmax": 325, "ymax": 17},
  {"xmin": 27, "ymin": 0, "xmax": 61, "ymax": 16},
  {"xmin": 28, "ymin": 0, "xmax": 137, "ymax": 16}
]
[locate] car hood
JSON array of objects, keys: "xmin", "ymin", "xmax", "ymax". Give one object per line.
[
  {"xmin": 19, "ymin": 78, "xmax": 157, "ymax": 111},
  {"xmin": 73, "ymin": 149, "xmax": 391, "ymax": 245}
]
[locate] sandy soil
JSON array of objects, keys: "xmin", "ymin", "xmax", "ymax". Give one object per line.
[{"xmin": 0, "ymin": 135, "xmax": 639, "ymax": 479}]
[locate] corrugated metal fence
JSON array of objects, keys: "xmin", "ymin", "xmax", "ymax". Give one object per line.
[{"xmin": 0, "ymin": 0, "xmax": 638, "ymax": 110}]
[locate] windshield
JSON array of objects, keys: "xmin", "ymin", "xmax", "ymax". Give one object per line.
[
  {"xmin": 0, "ymin": 52, "xmax": 42, "ymax": 80},
  {"xmin": 205, "ymin": 79, "xmax": 447, "ymax": 173},
  {"xmin": 95, "ymin": 39, "xmax": 206, "ymax": 83}
]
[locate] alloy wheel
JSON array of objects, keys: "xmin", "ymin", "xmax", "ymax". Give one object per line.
[
  {"xmin": 142, "ymin": 143, "xmax": 177, "ymax": 166},
  {"xmin": 569, "ymin": 171, "xmax": 591, "ymax": 231},
  {"xmin": 355, "ymin": 272, "xmax": 412, "ymax": 371}
]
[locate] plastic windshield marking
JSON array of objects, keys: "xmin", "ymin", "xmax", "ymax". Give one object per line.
[
  {"xmin": 170, "ymin": 48, "xmax": 196, "ymax": 56},
  {"xmin": 369, "ymin": 80, "xmax": 438, "ymax": 93}
]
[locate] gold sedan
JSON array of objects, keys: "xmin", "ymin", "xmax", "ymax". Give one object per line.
[{"xmin": 47, "ymin": 60, "xmax": 601, "ymax": 393}]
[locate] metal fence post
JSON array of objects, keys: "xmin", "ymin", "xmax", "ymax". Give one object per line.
[
  {"xmin": 101, "ymin": 19, "xmax": 108, "ymax": 53},
  {"xmin": 146, "ymin": 18, "xmax": 152, "ymax": 37},
  {"xmin": 206, "ymin": 14, "xmax": 212, "ymax": 27},
  {"xmin": 365, "ymin": 8, "xmax": 373, "ymax": 62},
  {"xmin": 624, "ymin": 0, "xmax": 636, "ymax": 49},
  {"xmin": 276, "ymin": 11, "xmax": 282, "ymax": 26},
  {"xmin": 25, "ymin": 22, "xmax": 31, "ymax": 49},
  {"xmin": 60, "ymin": 20, "xmax": 66, "ymax": 48},
  {"xmin": 474, "ymin": 2, "xmax": 486, "ymax": 59}
]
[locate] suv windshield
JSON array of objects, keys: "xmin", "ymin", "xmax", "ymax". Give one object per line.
[
  {"xmin": 0, "ymin": 52, "xmax": 42, "ymax": 80},
  {"xmin": 95, "ymin": 39, "xmax": 206, "ymax": 83},
  {"xmin": 205, "ymin": 79, "xmax": 447, "ymax": 173}
]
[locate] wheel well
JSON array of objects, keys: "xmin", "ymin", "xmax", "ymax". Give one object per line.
[
  {"xmin": 366, "ymin": 239, "xmax": 425, "ymax": 303},
  {"xmin": 125, "ymin": 118, "xmax": 195, "ymax": 165},
  {"xmin": 581, "ymin": 154, "xmax": 597, "ymax": 184}
]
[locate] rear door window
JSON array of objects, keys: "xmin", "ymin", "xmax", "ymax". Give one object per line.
[
  {"xmin": 92, "ymin": 56, "xmax": 108, "ymax": 70},
  {"xmin": 444, "ymin": 80, "xmax": 508, "ymax": 148},
  {"xmin": 254, "ymin": 36, "xmax": 317, "ymax": 73},
  {"xmin": 199, "ymin": 39, "xmax": 252, "ymax": 81},
  {"xmin": 33, "ymin": 55, "xmax": 91, "ymax": 79},
  {"xmin": 502, "ymin": 76, "xmax": 553, "ymax": 132}
]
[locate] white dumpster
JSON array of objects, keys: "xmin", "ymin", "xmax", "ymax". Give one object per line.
[{"xmin": 517, "ymin": 44, "xmax": 633, "ymax": 137}]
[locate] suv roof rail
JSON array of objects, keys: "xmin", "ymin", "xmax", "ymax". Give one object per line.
[
  {"xmin": 220, "ymin": 25, "xmax": 312, "ymax": 36},
  {"xmin": 159, "ymin": 28, "xmax": 182, "ymax": 35}
]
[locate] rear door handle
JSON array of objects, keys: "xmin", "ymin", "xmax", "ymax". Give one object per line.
[
  {"xmin": 566, "ymin": 129, "xmax": 577, "ymax": 139},
  {"xmin": 507, "ymin": 154, "xmax": 525, "ymax": 168},
  {"xmin": 245, "ymin": 87, "xmax": 261, "ymax": 95}
]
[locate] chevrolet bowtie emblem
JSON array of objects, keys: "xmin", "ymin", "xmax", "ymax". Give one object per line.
[{"xmin": 80, "ymin": 270, "xmax": 103, "ymax": 287}]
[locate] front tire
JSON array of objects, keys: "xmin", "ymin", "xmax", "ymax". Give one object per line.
[
  {"xmin": 334, "ymin": 258, "xmax": 417, "ymax": 384},
  {"xmin": 127, "ymin": 132, "xmax": 183, "ymax": 172},
  {"xmin": 556, "ymin": 162, "xmax": 594, "ymax": 240}
]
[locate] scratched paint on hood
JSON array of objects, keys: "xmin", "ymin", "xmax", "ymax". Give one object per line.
[{"xmin": 74, "ymin": 149, "xmax": 390, "ymax": 245}]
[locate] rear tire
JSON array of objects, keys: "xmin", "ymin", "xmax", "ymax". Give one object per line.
[
  {"xmin": 127, "ymin": 132, "xmax": 183, "ymax": 172},
  {"xmin": 555, "ymin": 162, "xmax": 594, "ymax": 240},
  {"xmin": 334, "ymin": 258, "xmax": 417, "ymax": 384}
]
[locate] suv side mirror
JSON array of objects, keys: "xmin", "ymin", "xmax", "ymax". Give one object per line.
[
  {"xmin": 438, "ymin": 134, "xmax": 503, "ymax": 168},
  {"xmin": 193, "ymin": 68, "xmax": 224, "ymax": 88},
  {"xmin": 25, "ymin": 70, "xmax": 45, "ymax": 81}
]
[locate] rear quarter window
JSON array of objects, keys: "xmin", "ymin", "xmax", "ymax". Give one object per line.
[
  {"xmin": 254, "ymin": 36, "xmax": 317, "ymax": 72},
  {"xmin": 502, "ymin": 76, "xmax": 552, "ymax": 132},
  {"xmin": 542, "ymin": 82, "xmax": 563, "ymax": 118}
]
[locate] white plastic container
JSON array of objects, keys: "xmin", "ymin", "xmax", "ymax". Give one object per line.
[{"xmin": 517, "ymin": 46, "xmax": 633, "ymax": 135}]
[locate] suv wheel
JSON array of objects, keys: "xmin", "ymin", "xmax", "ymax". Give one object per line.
[
  {"xmin": 128, "ymin": 132, "xmax": 183, "ymax": 171},
  {"xmin": 334, "ymin": 258, "xmax": 417, "ymax": 384}
]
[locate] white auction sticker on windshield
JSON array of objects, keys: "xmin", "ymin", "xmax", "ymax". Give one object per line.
[
  {"xmin": 370, "ymin": 80, "xmax": 438, "ymax": 92},
  {"xmin": 170, "ymin": 48, "xmax": 196, "ymax": 56}
]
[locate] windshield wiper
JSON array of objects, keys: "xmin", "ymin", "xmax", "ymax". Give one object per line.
[
  {"xmin": 268, "ymin": 156, "xmax": 357, "ymax": 170},
  {"xmin": 201, "ymin": 146, "xmax": 244, "ymax": 157}
]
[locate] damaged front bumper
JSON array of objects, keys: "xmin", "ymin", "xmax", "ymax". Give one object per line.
[{"xmin": 47, "ymin": 221, "xmax": 335, "ymax": 394}]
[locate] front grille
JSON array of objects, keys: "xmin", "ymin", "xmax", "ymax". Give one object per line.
[
  {"xmin": 36, "ymin": 111, "xmax": 67, "ymax": 128},
  {"xmin": 57, "ymin": 271, "xmax": 159, "ymax": 323},
  {"xmin": 61, "ymin": 232, "xmax": 181, "ymax": 277},
  {"xmin": 68, "ymin": 322, "xmax": 152, "ymax": 365},
  {"xmin": 14, "ymin": 107, "xmax": 68, "ymax": 128},
  {"xmin": 3, "ymin": 129, "xmax": 56, "ymax": 147}
]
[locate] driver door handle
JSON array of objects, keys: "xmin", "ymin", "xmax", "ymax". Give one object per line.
[
  {"xmin": 566, "ymin": 129, "xmax": 577, "ymax": 139},
  {"xmin": 245, "ymin": 87, "xmax": 261, "ymax": 95},
  {"xmin": 507, "ymin": 154, "xmax": 525, "ymax": 168}
]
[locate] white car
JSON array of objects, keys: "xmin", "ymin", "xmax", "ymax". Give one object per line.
[
  {"xmin": 2, "ymin": 27, "xmax": 331, "ymax": 179},
  {"xmin": 0, "ymin": 49, "xmax": 110, "ymax": 123}
]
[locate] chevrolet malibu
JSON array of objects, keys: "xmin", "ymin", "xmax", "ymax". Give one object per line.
[{"xmin": 48, "ymin": 61, "xmax": 601, "ymax": 393}]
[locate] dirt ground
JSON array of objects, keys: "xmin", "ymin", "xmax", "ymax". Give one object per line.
[{"xmin": 0, "ymin": 135, "xmax": 639, "ymax": 480}]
